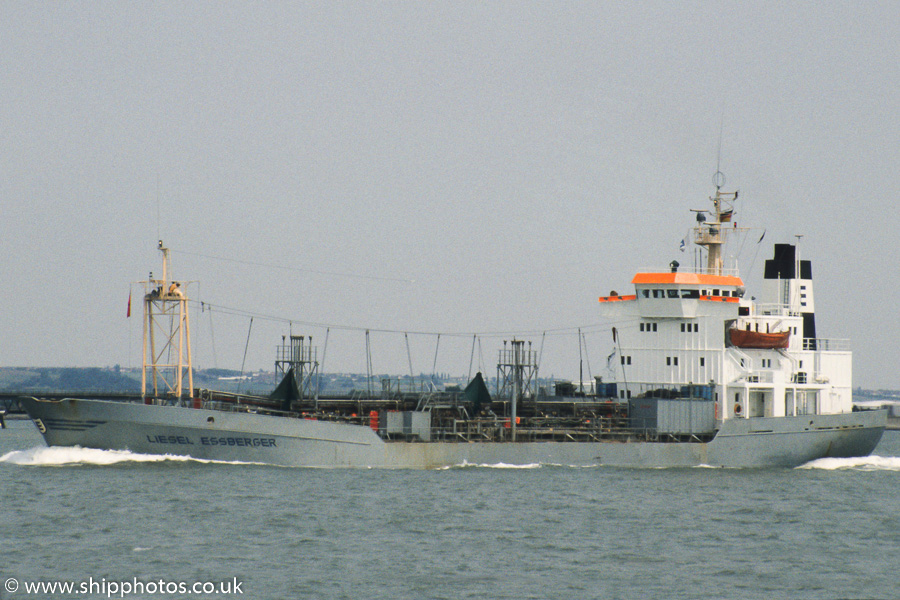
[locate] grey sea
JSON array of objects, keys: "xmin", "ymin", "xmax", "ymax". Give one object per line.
[{"xmin": 1, "ymin": 418, "xmax": 899, "ymax": 600}]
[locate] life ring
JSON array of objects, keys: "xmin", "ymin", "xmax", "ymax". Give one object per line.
[{"xmin": 734, "ymin": 403, "xmax": 743, "ymax": 415}]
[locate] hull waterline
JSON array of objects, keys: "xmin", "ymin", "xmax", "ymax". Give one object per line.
[{"xmin": 20, "ymin": 397, "xmax": 887, "ymax": 469}]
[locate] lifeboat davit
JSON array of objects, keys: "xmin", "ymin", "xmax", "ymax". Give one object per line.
[{"xmin": 729, "ymin": 328, "xmax": 790, "ymax": 349}]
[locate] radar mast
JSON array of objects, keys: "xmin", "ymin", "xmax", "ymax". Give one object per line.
[{"xmin": 694, "ymin": 171, "xmax": 740, "ymax": 276}]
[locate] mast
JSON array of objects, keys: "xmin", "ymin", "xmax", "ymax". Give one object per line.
[
  {"xmin": 496, "ymin": 339, "xmax": 537, "ymax": 441},
  {"xmin": 274, "ymin": 334, "xmax": 320, "ymax": 407},
  {"xmin": 694, "ymin": 171, "xmax": 740, "ymax": 275},
  {"xmin": 141, "ymin": 240, "xmax": 195, "ymax": 405}
]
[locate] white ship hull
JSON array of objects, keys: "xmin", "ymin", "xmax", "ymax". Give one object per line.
[{"xmin": 21, "ymin": 397, "xmax": 887, "ymax": 469}]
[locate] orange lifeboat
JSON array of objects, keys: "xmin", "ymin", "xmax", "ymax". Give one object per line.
[{"xmin": 729, "ymin": 327, "xmax": 790, "ymax": 349}]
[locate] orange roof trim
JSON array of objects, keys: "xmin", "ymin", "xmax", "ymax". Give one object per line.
[
  {"xmin": 631, "ymin": 273, "xmax": 744, "ymax": 286},
  {"xmin": 598, "ymin": 295, "xmax": 637, "ymax": 303},
  {"xmin": 700, "ymin": 296, "xmax": 740, "ymax": 303}
]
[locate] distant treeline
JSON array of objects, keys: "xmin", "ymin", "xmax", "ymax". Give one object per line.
[
  {"xmin": 0, "ymin": 367, "xmax": 141, "ymax": 392},
  {"xmin": 0, "ymin": 367, "xmax": 277, "ymax": 394}
]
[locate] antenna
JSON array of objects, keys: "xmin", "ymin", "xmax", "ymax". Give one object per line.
[
  {"xmin": 156, "ymin": 174, "xmax": 161, "ymax": 242},
  {"xmin": 714, "ymin": 109, "xmax": 725, "ymax": 190},
  {"xmin": 713, "ymin": 170, "xmax": 726, "ymax": 190}
]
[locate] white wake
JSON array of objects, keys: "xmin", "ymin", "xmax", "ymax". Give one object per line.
[
  {"xmin": 798, "ymin": 455, "xmax": 900, "ymax": 471},
  {"xmin": 441, "ymin": 460, "xmax": 544, "ymax": 470},
  {"xmin": 0, "ymin": 446, "xmax": 261, "ymax": 467}
]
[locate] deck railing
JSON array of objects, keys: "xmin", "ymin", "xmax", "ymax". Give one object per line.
[{"xmin": 802, "ymin": 338, "xmax": 850, "ymax": 352}]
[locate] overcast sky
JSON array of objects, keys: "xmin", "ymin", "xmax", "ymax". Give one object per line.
[{"xmin": 3, "ymin": 2, "xmax": 899, "ymax": 388}]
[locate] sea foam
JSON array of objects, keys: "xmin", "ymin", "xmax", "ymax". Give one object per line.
[
  {"xmin": 797, "ymin": 455, "xmax": 900, "ymax": 471},
  {"xmin": 441, "ymin": 460, "xmax": 544, "ymax": 470},
  {"xmin": 0, "ymin": 446, "xmax": 260, "ymax": 467}
]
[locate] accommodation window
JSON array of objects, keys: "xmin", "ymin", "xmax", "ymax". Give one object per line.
[
  {"xmin": 667, "ymin": 289, "xmax": 679, "ymax": 298},
  {"xmin": 667, "ymin": 357, "xmax": 679, "ymax": 366},
  {"xmin": 621, "ymin": 356, "xmax": 632, "ymax": 365},
  {"xmin": 700, "ymin": 357, "xmax": 705, "ymax": 367}
]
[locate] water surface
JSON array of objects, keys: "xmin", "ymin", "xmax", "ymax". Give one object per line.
[{"xmin": 2, "ymin": 420, "xmax": 898, "ymax": 599}]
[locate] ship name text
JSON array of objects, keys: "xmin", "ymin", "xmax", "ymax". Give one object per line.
[{"xmin": 145, "ymin": 434, "xmax": 277, "ymax": 447}]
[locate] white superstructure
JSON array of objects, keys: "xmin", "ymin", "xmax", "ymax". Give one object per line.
[{"xmin": 598, "ymin": 181, "xmax": 851, "ymax": 426}]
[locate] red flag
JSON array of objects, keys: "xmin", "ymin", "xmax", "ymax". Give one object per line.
[{"xmin": 126, "ymin": 291, "xmax": 132, "ymax": 318}]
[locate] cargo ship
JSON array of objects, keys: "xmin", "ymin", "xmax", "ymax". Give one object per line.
[{"xmin": 20, "ymin": 175, "xmax": 887, "ymax": 467}]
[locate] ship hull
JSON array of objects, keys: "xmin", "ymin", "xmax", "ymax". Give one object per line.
[{"xmin": 20, "ymin": 398, "xmax": 887, "ymax": 469}]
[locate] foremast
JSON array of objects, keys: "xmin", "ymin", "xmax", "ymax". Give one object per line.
[{"xmin": 141, "ymin": 240, "xmax": 194, "ymax": 405}]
